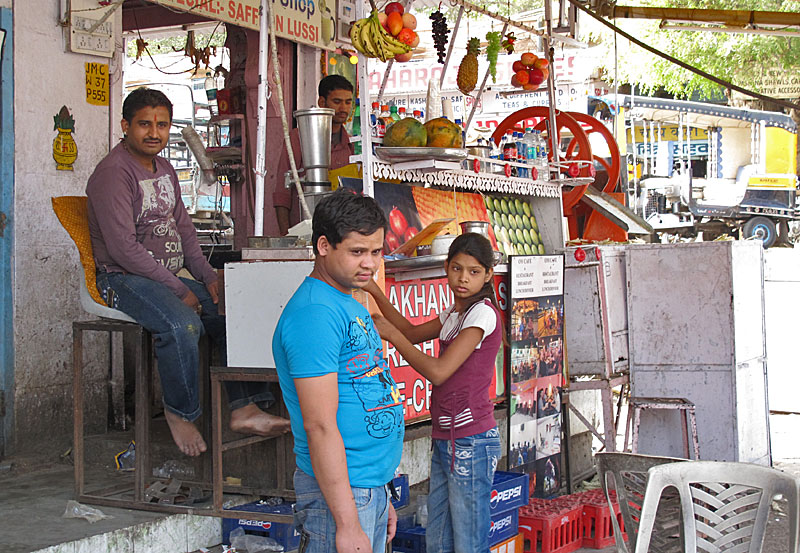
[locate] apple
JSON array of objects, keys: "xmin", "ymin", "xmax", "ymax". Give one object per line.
[
  {"xmin": 378, "ymin": 12, "xmax": 387, "ymax": 28},
  {"xmin": 515, "ymin": 70, "xmax": 530, "ymax": 85},
  {"xmin": 533, "ymin": 58, "xmax": 549, "ymax": 69},
  {"xmin": 523, "ymin": 82, "xmax": 540, "ymax": 91},
  {"xmin": 529, "ymin": 68, "xmax": 546, "ymax": 85},
  {"xmin": 394, "ymin": 51, "xmax": 413, "ymax": 63},
  {"xmin": 512, "ymin": 60, "xmax": 525, "ymax": 73},
  {"xmin": 386, "ymin": 12, "xmax": 404, "ymax": 36},
  {"xmin": 397, "ymin": 28, "xmax": 416, "ymax": 45},
  {"xmin": 510, "ymin": 74, "xmax": 522, "ymax": 88},
  {"xmin": 539, "ymin": 67, "xmax": 550, "ymax": 80},
  {"xmin": 385, "ymin": 1, "xmax": 404, "ymax": 15},
  {"xmin": 409, "ymin": 33, "xmax": 420, "ymax": 48},
  {"xmin": 401, "ymin": 12, "xmax": 417, "ymax": 30},
  {"xmin": 520, "ymin": 52, "xmax": 538, "ymax": 66}
]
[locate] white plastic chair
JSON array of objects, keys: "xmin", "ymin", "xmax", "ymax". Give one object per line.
[
  {"xmin": 635, "ymin": 461, "xmax": 800, "ymax": 553},
  {"xmin": 596, "ymin": 452, "xmax": 685, "ymax": 553},
  {"xmin": 78, "ymin": 269, "xmax": 136, "ymax": 322}
]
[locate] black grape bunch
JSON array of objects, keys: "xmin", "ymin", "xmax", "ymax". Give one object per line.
[{"xmin": 430, "ymin": 10, "xmax": 450, "ymax": 64}]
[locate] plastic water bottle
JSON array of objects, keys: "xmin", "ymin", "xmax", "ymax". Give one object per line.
[
  {"xmin": 490, "ymin": 137, "xmax": 502, "ymax": 174},
  {"xmin": 536, "ymin": 130, "xmax": 549, "ymax": 176},
  {"xmin": 398, "ymin": 107, "xmax": 407, "ymax": 119},
  {"xmin": 413, "ymin": 109, "xmax": 422, "ymax": 122},
  {"xmin": 523, "ymin": 127, "xmax": 538, "ymax": 179}
]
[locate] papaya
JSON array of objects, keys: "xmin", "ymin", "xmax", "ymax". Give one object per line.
[
  {"xmin": 384, "ymin": 117, "xmax": 427, "ymax": 147},
  {"xmin": 423, "ymin": 117, "xmax": 464, "ymax": 148}
]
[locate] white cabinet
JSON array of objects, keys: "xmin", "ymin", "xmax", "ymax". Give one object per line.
[{"xmin": 626, "ymin": 241, "xmax": 769, "ymax": 464}]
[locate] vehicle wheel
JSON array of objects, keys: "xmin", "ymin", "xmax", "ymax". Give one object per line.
[{"xmin": 742, "ymin": 216, "xmax": 777, "ymax": 248}]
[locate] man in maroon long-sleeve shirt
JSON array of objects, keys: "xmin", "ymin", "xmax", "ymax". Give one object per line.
[
  {"xmin": 88, "ymin": 88, "xmax": 290, "ymax": 456},
  {"xmin": 273, "ymin": 75, "xmax": 355, "ymax": 235}
]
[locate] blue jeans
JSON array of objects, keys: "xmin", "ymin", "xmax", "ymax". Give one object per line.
[
  {"xmin": 293, "ymin": 468, "xmax": 390, "ymax": 553},
  {"xmin": 96, "ymin": 272, "xmax": 273, "ymax": 420},
  {"xmin": 426, "ymin": 427, "xmax": 502, "ymax": 553}
]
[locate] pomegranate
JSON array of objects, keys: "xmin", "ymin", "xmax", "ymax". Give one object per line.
[
  {"xmin": 389, "ymin": 206, "xmax": 408, "ymax": 237},
  {"xmin": 385, "ymin": 231, "xmax": 401, "ymax": 252},
  {"xmin": 403, "ymin": 226, "xmax": 419, "ymax": 243}
]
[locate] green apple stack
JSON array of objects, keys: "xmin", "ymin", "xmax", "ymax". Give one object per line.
[{"xmin": 485, "ymin": 195, "xmax": 545, "ymax": 256}]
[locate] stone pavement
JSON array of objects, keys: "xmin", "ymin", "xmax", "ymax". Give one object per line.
[{"xmin": 1, "ymin": 454, "xmax": 798, "ymax": 552}]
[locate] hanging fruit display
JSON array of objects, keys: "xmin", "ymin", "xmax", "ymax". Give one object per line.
[
  {"xmin": 501, "ymin": 32, "xmax": 516, "ymax": 54},
  {"xmin": 350, "ymin": 7, "xmax": 413, "ymax": 63},
  {"xmin": 456, "ymin": 37, "xmax": 481, "ymax": 95},
  {"xmin": 430, "ymin": 9, "xmax": 450, "ymax": 64},
  {"xmin": 509, "ymin": 51, "xmax": 550, "ymax": 91},
  {"xmin": 485, "ymin": 31, "xmax": 501, "ymax": 83}
]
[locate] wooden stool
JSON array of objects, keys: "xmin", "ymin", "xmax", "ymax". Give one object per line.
[
  {"xmin": 73, "ymin": 319, "xmax": 212, "ymax": 510},
  {"xmin": 626, "ymin": 397, "xmax": 700, "ymax": 460},
  {"xmin": 73, "ymin": 319, "xmax": 155, "ymax": 503},
  {"xmin": 211, "ymin": 366, "xmax": 294, "ymax": 523}
]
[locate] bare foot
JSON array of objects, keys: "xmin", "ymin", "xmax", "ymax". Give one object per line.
[
  {"xmin": 164, "ymin": 410, "xmax": 207, "ymax": 457},
  {"xmin": 230, "ymin": 404, "xmax": 292, "ymax": 438}
]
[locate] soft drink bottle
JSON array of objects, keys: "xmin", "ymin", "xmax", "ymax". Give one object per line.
[
  {"xmin": 398, "ymin": 107, "xmax": 407, "ymax": 119},
  {"xmin": 371, "ymin": 102, "xmax": 382, "ymax": 138},
  {"xmin": 380, "ymin": 104, "xmax": 392, "ymax": 133},
  {"xmin": 503, "ymin": 130, "xmax": 517, "ymax": 176},
  {"xmin": 390, "ymin": 105, "xmax": 401, "ymax": 122},
  {"xmin": 515, "ymin": 131, "xmax": 527, "ymax": 178},
  {"xmin": 352, "ymin": 99, "xmax": 361, "ymax": 155},
  {"xmin": 412, "ymin": 110, "xmax": 422, "ymax": 122}
]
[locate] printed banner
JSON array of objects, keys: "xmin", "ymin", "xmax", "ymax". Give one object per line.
[
  {"xmin": 149, "ymin": 0, "xmax": 337, "ymax": 50},
  {"xmin": 508, "ymin": 254, "xmax": 565, "ymax": 498},
  {"xmin": 383, "ymin": 274, "xmax": 508, "ymax": 421}
]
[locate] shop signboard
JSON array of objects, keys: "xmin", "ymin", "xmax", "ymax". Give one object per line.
[
  {"xmin": 148, "ymin": 0, "xmax": 337, "ymax": 50},
  {"xmin": 507, "ymin": 254, "xmax": 565, "ymax": 498}
]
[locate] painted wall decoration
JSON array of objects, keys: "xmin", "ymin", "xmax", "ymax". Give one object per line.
[
  {"xmin": 53, "ymin": 106, "xmax": 77, "ymax": 171},
  {"xmin": 508, "ymin": 254, "xmax": 565, "ymax": 498}
]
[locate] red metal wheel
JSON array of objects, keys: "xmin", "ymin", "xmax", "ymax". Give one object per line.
[{"xmin": 564, "ymin": 111, "xmax": 621, "ymax": 194}]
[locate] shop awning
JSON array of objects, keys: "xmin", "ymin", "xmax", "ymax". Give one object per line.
[{"xmin": 610, "ymin": 95, "xmax": 797, "ymax": 132}]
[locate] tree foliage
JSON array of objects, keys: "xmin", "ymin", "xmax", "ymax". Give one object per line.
[{"xmin": 583, "ymin": 0, "xmax": 800, "ymax": 100}]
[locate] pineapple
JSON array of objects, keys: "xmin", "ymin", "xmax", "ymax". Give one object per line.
[{"xmin": 457, "ymin": 37, "xmax": 480, "ymax": 95}]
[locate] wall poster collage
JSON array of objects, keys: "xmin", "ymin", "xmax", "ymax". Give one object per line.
[{"xmin": 507, "ymin": 254, "xmax": 565, "ymax": 498}]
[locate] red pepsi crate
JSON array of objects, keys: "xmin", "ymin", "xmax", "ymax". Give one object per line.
[
  {"xmin": 518, "ymin": 502, "xmax": 582, "ymax": 553},
  {"xmin": 577, "ymin": 489, "xmax": 627, "ymax": 549},
  {"xmin": 491, "ymin": 471, "xmax": 530, "ymax": 515},
  {"xmin": 222, "ymin": 501, "xmax": 300, "ymax": 551}
]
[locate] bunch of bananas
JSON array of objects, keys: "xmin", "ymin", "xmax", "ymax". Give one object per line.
[{"xmin": 349, "ymin": 11, "xmax": 411, "ymax": 62}]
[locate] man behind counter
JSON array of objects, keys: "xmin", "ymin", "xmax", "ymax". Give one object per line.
[{"xmin": 273, "ymin": 74, "xmax": 355, "ymax": 235}]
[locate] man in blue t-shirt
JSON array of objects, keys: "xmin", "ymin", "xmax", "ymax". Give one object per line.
[{"xmin": 273, "ymin": 189, "xmax": 404, "ymax": 553}]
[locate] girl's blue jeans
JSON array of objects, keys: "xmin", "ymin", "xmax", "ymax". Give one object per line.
[
  {"xmin": 96, "ymin": 272, "xmax": 273, "ymax": 420},
  {"xmin": 426, "ymin": 427, "xmax": 502, "ymax": 553}
]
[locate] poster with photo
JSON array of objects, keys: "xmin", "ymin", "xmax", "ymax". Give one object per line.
[{"xmin": 507, "ymin": 255, "xmax": 565, "ymax": 498}]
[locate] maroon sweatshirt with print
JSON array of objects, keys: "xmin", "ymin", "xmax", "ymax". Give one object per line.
[{"xmin": 86, "ymin": 142, "xmax": 217, "ymax": 300}]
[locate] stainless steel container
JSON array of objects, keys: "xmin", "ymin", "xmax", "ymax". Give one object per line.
[
  {"xmin": 460, "ymin": 221, "xmax": 490, "ymax": 237},
  {"xmin": 294, "ymin": 107, "xmax": 334, "ymax": 187}
]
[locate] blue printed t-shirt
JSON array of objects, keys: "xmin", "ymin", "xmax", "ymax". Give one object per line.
[{"xmin": 272, "ymin": 277, "xmax": 405, "ymax": 488}]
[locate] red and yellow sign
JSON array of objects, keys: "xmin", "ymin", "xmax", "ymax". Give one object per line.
[{"xmin": 150, "ymin": 0, "xmax": 336, "ymax": 50}]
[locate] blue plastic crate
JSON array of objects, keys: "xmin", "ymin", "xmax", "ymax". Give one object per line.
[
  {"xmin": 490, "ymin": 471, "xmax": 530, "ymax": 515},
  {"xmin": 222, "ymin": 501, "xmax": 300, "ymax": 551},
  {"xmin": 489, "ymin": 507, "xmax": 519, "ymax": 546},
  {"xmin": 392, "ymin": 525, "xmax": 426, "ymax": 553},
  {"xmin": 391, "ymin": 474, "xmax": 410, "ymax": 510},
  {"xmin": 392, "ymin": 508, "xmax": 519, "ymax": 551}
]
